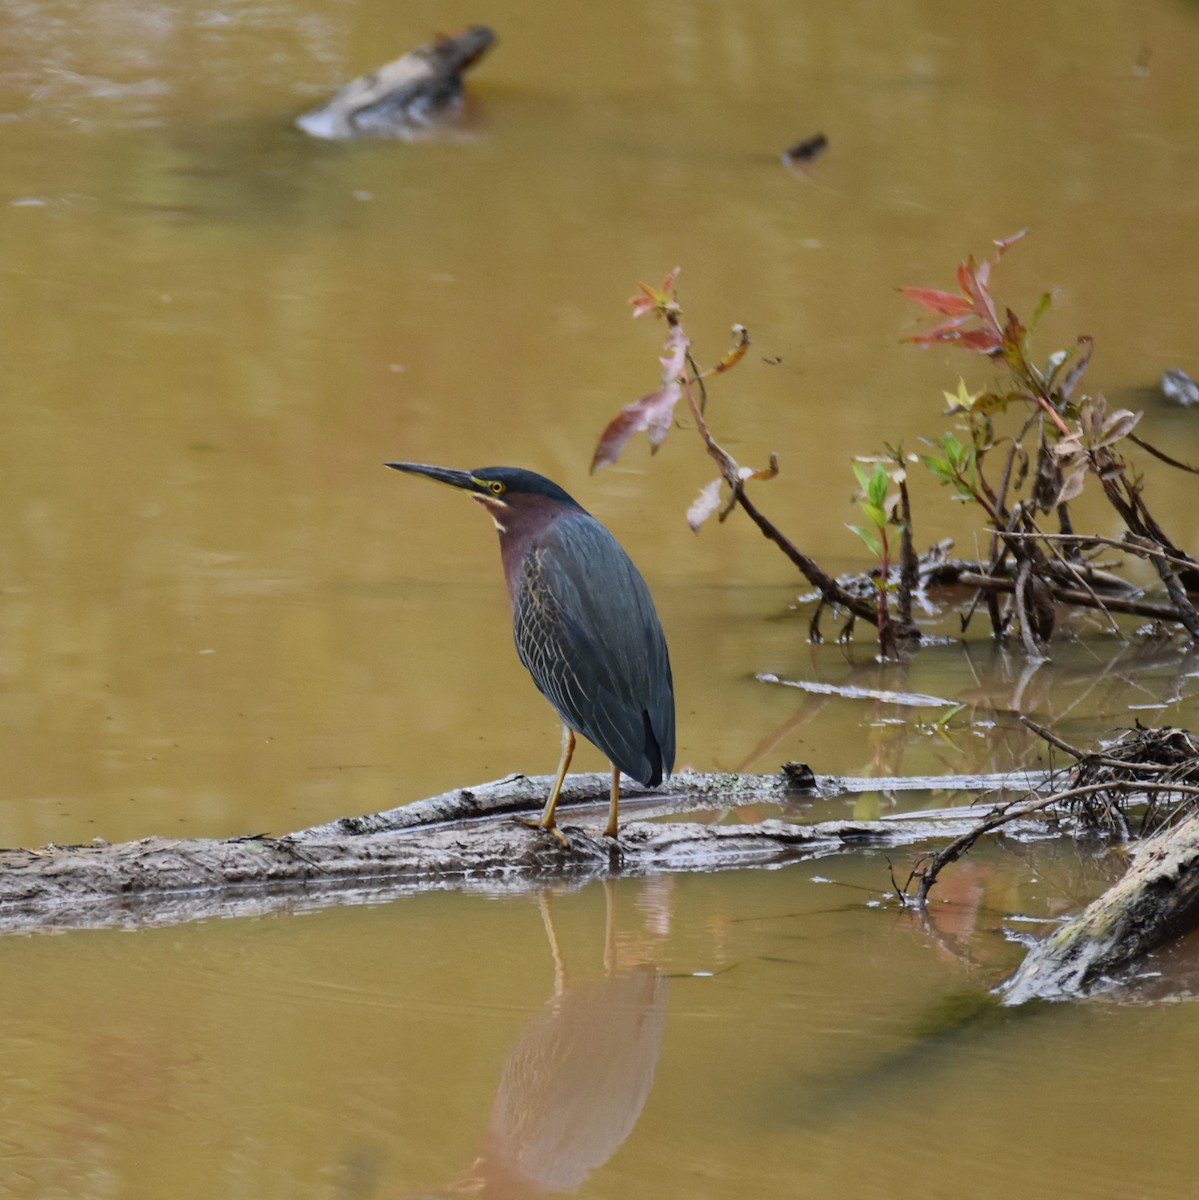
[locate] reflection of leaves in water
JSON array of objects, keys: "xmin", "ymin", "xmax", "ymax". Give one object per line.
[
  {"xmin": 742, "ymin": 639, "xmax": 1199, "ymax": 784},
  {"xmin": 480, "ymin": 964, "xmax": 669, "ymax": 1195}
]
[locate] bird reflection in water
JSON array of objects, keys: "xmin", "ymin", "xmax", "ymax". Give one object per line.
[{"xmin": 396, "ymin": 879, "xmax": 671, "ymax": 1200}]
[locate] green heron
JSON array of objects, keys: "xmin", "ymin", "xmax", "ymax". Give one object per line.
[{"xmin": 386, "ymin": 462, "xmax": 675, "ymax": 843}]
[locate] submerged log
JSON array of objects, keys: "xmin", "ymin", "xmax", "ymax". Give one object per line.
[
  {"xmin": 999, "ymin": 809, "xmax": 1199, "ymax": 1003},
  {"xmin": 296, "ymin": 24, "xmax": 496, "ymax": 140},
  {"xmin": 984, "ymin": 723, "xmax": 1199, "ymax": 1001},
  {"xmin": 0, "ymin": 768, "xmax": 1042, "ymax": 935}
]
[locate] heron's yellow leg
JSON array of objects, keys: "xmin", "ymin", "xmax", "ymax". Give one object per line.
[
  {"xmin": 521, "ymin": 724, "xmax": 574, "ymax": 847},
  {"xmin": 603, "ymin": 764, "xmax": 621, "ymax": 839}
]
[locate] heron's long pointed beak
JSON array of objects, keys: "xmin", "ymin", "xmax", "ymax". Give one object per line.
[{"xmin": 385, "ymin": 461, "xmax": 480, "ymax": 494}]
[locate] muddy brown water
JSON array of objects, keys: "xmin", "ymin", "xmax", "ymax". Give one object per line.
[{"xmin": 3, "ymin": 0, "xmax": 1199, "ymax": 1195}]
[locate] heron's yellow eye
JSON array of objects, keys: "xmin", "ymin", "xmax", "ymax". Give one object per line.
[{"xmin": 488, "ymin": 480, "xmax": 505, "ymax": 496}]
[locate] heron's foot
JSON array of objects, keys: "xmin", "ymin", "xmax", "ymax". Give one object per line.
[{"xmin": 517, "ymin": 816, "xmax": 572, "ymax": 850}]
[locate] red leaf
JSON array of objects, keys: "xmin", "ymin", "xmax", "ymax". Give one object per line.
[
  {"xmin": 905, "ymin": 315, "xmax": 969, "ymax": 344},
  {"xmin": 590, "ymin": 381, "xmax": 683, "ymax": 472},
  {"xmin": 592, "ymin": 319, "xmax": 691, "ymax": 472},
  {"xmin": 906, "ymin": 235, "xmax": 1029, "ymax": 358},
  {"xmin": 955, "ymin": 328, "xmax": 1005, "ymax": 353},
  {"xmin": 956, "ymin": 256, "xmax": 1001, "ymax": 333},
  {"xmin": 899, "ymin": 287, "xmax": 973, "ymax": 317}
]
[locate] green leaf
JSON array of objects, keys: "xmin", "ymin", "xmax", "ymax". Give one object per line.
[
  {"xmin": 919, "ymin": 452, "xmax": 954, "ymax": 483},
  {"xmin": 847, "ymin": 524, "xmax": 881, "ymax": 557},
  {"xmin": 866, "ymin": 467, "xmax": 888, "ymax": 509},
  {"xmin": 933, "ymin": 703, "xmax": 967, "ymax": 731},
  {"xmin": 943, "ymin": 378, "xmax": 982, "ymax": 412},
  {"xmin": 1029, "ymin": 291, "xmax": 1054, "ymax": 330},
  {"xmin": 860, "ymin": 502, "xmax": 887, "ymax": 530}
]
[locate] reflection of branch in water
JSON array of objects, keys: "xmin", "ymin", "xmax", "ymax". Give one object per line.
[
  {"xmin": 411, "ymin": 882, "xmax": 669, "ymax": 1199},
  {"xmin": 739, "ymin": 639, "xmax": 1199, "ymax": 782},
  {"xmin": 960, "ymin": 639, "xmax": 1199, "ymax": 729}
]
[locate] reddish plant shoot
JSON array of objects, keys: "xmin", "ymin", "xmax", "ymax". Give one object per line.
[{"xmin": 901, "ymin": 230, "xmax": 1026, "ymax": 356}]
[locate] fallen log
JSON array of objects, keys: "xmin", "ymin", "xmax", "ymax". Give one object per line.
[
  {"xmin": 999, "ymin": 808, "xmax": 1199, "ymax": 1003},
  {"xmin": 294, "ymin": 766, "xmax": 1044, "ymax": 835},
  {"xmin": 0, "ymin": 768, "xmax": 1044, "ymax": 935}
]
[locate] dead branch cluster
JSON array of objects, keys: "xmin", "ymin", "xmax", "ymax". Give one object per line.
[
  {"xmin": 593, "ymin": 242, "xmax": 1199, "ymax": 656},
  {"xmin": 906, "ymin": 719, "xmax": 1199, "ymax": 905},
  {"xmin": 1051, "ymin": 723, "xmax": 1199, "ymax": 836}
]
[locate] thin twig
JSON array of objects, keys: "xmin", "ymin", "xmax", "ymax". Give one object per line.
[
  {"xmin": 1012, "ymin": 559, "xmax": 1044, "ymax": 657},
  {"xmin": 1019, "ymin": 514, "xmax": 1124, "ymax": 639},
  {"xmin": 677, "ymin": 375, "xmax": 889, "ymax": 630},
  {"xmin": 732, "ymin": 487, "xmax": 882, "ymax": 626},
  {"xmin": 897, "ymin": 472, "xmax": 917, "ymax": 629},
  {"xmin": 1019, "ymin": 715, "xmax": 1087, "ymax": 759},
  {"xmin": 912, "ymin": 777, "xmax": 1199, "ymax": 905},
  {"xmin": 1129, "ymin": 433, "xmax": 1199, "ymax": 476},
  {"xmin": 956, "ymin": 573, "xmax": 1186, "ymax": 622},
  {"xmin": 1006, "ymin": 530, "xmax": 1199, "ymax": 576},
  {"xmin": 911, "ymin": 790, "xmax": 1052, "ymax": 905}
]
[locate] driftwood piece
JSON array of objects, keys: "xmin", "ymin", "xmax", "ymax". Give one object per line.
[
  {"xmin": 296, "ymin": 24, "xmax": 495, "ymax": 140},
  {"xmin": 1161, "ymin": 368, "xmax": 1199, "ymax": 408},
  {"xmin": 999, "ymin": 809, "xmax": 1199, "ymax": 1003},
  {"xmin": 293, "ymin": 767, "xmax": 1042, "ymax": 836},
  {"xmin": 0, "ymin": 768, "xmax": 1044, "ymax": 935}
]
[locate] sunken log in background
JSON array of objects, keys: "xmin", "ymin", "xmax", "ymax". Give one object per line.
[{"xmin": 295, "ymin": 24, "xmax": 495, "ymax": 140}]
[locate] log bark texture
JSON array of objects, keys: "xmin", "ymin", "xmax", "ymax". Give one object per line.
[
  {"xmin": 999, "ymin": 809, "xmax": 1199, "ymax": 1003},
  {"xmin": 0, "ymin": 768, "xmax": 1040, "ymax": 935}
]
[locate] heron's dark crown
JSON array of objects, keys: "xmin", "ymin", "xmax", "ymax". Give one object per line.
[
  {"xmin": 385, "ymin": 461, "xmax": 587, "ymax": 511},
  {"xmin": 469, "ymin": 467, "xmax": 584, "ymax": 511}
]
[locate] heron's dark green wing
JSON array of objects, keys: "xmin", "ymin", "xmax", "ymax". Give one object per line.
[{"xmin": 513, "ymin": 513, "xmax": 674, "ymax": 786}]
